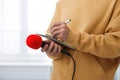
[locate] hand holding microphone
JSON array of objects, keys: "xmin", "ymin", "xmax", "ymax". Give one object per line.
[
  {"xmin": 26, "ymin": 33, "xmax": 74, "ymax": 57},
  {"xmin": 41, "ymin": 40, "xmax": 62, "ymax": 57}
]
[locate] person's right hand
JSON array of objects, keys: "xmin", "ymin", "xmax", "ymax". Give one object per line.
[
  {"xmin": 41, "ymin": 40, "xmax": 62, "ymax": 57},
  {"xmin": 50, "ymin": 22, "xmax": 70, "ymax": 41}
]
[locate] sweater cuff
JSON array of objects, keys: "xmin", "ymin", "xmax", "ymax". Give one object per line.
[{"xmin": 65, "ymin": 30, "xmax": 80, "ymax": 49}]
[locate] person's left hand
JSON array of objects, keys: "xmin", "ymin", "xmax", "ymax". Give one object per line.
[{"xmin": 50, "ymin": 22, "xmax": 70, "ymax": 41}]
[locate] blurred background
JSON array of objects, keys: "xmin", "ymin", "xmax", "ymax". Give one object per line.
[
  {"xmin": 0, "ymin": 0, "xmax": 119, "ymax": 80},
  {"xmin": 0, "ymin": 0, "xmax": 57, "ymax": 80}
]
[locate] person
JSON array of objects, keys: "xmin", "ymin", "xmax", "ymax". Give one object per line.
[{"xmin": 41, "ymin": 0, "xmax": 120, "ymax": 80}]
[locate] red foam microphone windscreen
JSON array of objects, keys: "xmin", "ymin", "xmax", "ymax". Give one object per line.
[{"xmin": 26, "ymin": 34, "xmax": 42, "ymax": 49}]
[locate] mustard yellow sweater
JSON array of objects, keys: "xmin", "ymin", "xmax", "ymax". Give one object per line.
[{"xmin": 47, "ymin": 0, "xmax": 120, "ymax": 80}]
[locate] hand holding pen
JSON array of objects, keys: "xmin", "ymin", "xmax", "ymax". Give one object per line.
[
  {"xmin": 41, "ymin": 19, "xmax": 72, "ymax": 56},
  {"xmin": 50, "ymin": 19, "xmax": 71, "ymax": 41}
]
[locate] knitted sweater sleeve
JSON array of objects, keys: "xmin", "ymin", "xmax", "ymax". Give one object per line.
[{"xmin": 66, "ymin": 1, "xmax": 120, "ymax": 59}]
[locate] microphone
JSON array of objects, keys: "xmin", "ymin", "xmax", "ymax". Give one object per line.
[
  {"xmin": 26, "ymin": 34, "xmax": 70, "ymax": 54},
  {"xmin": 26, "ymin": 34, "xmax": 75, "ymax": 50},
  {"xmin": 26, "ymin": 34, "xmax": 43, "ymax": 49}
]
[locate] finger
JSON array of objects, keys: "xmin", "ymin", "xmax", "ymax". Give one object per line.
[
  {"xmin": 41, "ymin": 44, "xmax": 49, "ymax": 52},
  {"xmin": 52, "ymin": 29, "xmax": 61, "ymax": 37},
  {"xmin": 52, "ymin": 28, "xmax": 66, "ymax": 39},
  {"xmin": 51, "ymin": 43, "xmax": 62, "ymax": 57},
  {"xmin": 50, "ymin": 26, "xmax": 61, "ymax": 34},
  {"xmin": 55, "ymin": 45, "xmax": 62, "ymax": 56},
  {"xmin": 50, "ymin": 22, "xmax": 66, "ymax": 36},
  {"xmin": 51, "ymin": 43, "xmax": 58, "ymax": 56},
  {"xmin": 46, "ymin": 41, "xmax": 54, "ymax": 53},
  {"xmin": 58, "ymin": 45, "xmax": 61, "ymax": 53}
]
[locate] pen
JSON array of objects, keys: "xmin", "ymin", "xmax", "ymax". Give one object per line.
[
  {"xmin": 56, "ymin": 19, "xmax": 71, "ymax": 41},
  {"xmin": 48, "ymin": 19, "xmax": 71, "ymax": 40},
  {"xmin": 64, "ymin": 19, "xmax": 71, "ymax": 24}
]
